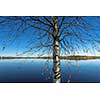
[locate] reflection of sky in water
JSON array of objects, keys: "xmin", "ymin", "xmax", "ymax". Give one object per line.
[
  {"xmin": 61, "ymin": 59, "xmax": 100, "ymax": 83},
  {"xmin": 0, "ymin": 59, "xmax": 53, "ymax": 83},
  {"xmin": 0, "ymin": 59, "xmax": 100, "ymax": 83}
]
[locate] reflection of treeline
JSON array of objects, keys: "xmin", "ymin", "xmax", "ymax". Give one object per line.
[{"xmin": 0, "ymin": 56, "xmax": 100, "ymax": 60}]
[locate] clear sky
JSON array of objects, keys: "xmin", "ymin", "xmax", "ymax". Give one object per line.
[{"xmin": 0, "ymin": 16, "xmax": 100, "ymax": 56}]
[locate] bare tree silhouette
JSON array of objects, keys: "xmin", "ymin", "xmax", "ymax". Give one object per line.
[{"xmin": 0, "ymin": 16, "xmax": 100, "ymax": 82}]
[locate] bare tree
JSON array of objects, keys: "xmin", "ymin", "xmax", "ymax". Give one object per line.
[{"xmin": 0, "ymin": 16, "xmax": 100, "ymax": 82}]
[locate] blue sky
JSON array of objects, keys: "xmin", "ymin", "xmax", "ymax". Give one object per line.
[{"xmin": 0, "ymin": 16, "xmax": 100, "ymax": 56}]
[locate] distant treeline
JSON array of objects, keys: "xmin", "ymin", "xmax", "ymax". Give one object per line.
[
  {"xmin": 0, "ymin": 56, "xmax": 100, "ymax": 60},
  {"xmin": 60, "ymin": 56, "xmax": 100, "ymax": 60}
]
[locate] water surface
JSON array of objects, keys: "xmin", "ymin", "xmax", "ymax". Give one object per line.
[{"xmin": 0, "ymin": 59, "xmax": 100, "ymax": 83}]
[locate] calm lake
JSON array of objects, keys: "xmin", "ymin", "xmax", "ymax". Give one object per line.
[{"xmin": 0, "ymin": 59, "xmax": 100, "ymax": 83}]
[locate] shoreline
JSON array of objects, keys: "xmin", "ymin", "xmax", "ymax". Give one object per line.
[{"xmin": 0, "ymin": 56, "xmax": 100, "ymax": 60}]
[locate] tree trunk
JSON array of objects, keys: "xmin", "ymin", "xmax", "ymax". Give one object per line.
[{"xmin": 52, "ymin": 16, "xmax": 61, "ymax": 83}]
